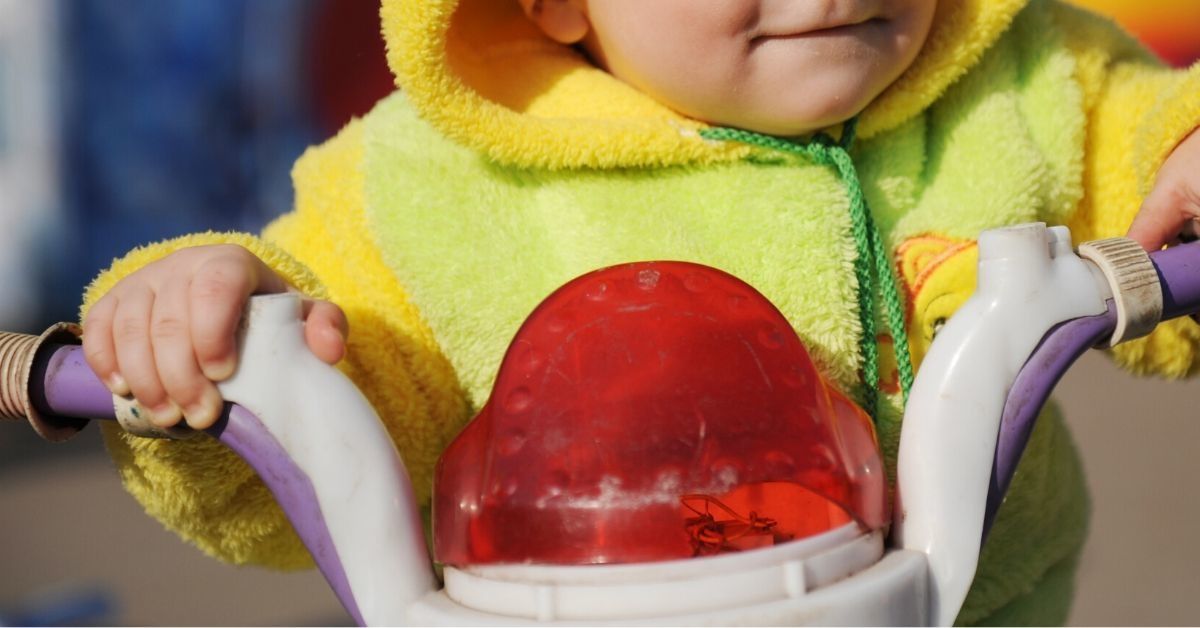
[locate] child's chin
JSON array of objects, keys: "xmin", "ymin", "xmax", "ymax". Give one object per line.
[
  {"xmin": 747, "ymin": 89, "xmax": 882, "ymax": 136},
  {"xmin": 724, "ymin": 106, "xmax": 864, "ymax": 138}
]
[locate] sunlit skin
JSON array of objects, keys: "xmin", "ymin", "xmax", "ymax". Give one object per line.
[
  {"xmin": 1127, "ymin": 129, "xmax": 1200, "ymax": 252},
  {"xmin": 80, "ymin": 1, "xmax": 1200, "ymax": 431},
  {"xmin": 524, "ymin": 0, "xmax": 937, "ymax": 136}
]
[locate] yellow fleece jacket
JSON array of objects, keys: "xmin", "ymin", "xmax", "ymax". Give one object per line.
[{"xmin": 82, "ymin": 0, "xmax": 1200, "ymax": 624}]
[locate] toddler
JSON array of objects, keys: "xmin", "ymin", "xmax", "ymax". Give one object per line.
[{"xmin": 81, "ymin": 0, "xmax": 1200, "ymax": 624}]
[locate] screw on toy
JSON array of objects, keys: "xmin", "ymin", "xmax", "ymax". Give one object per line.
[{"xmin": 681, "ymin": 493, "xmax": 791, "ymax": 556}]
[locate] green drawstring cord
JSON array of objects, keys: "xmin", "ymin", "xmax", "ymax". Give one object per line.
[{"xmin": 699, "ymin": 118, "xmax": 915, "ymax": 423}]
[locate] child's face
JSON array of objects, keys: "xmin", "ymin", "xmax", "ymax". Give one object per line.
[{"xmin": 525, "ymin": 0, "xmax": 938, "ymax": 136}]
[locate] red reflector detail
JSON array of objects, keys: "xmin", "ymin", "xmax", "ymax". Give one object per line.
[{"xmin": 434, "ymin": 262, "xmax": 887, "ymax": 566}]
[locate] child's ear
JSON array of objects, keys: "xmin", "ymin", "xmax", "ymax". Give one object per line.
[{"xmin": 518, "ymin": 0, "xmax": 590, "ymax": 45}]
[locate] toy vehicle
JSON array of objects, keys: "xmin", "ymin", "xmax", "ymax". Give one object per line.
[{"xmin": 2, "ymin": 223, "xmax": 1195, "ymax": 626}]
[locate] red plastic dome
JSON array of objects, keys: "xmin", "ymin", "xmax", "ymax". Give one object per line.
[{"xmin": 434, "ymin": 262, "xmax": 887, "ymax": 566}]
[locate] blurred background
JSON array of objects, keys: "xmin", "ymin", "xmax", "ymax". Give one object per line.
[{"xmin": 0, "ymin": 0, "xmax": 1197, "ymax": 625}]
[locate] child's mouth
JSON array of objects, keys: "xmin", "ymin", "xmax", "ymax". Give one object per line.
[{"xmin": 751, "ymin": 17, "xmax": 886, "ymax": 44}]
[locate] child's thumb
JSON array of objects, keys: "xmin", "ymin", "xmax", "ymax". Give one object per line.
[
  {"xmin": 1127, "ymin": 157, "xmax": 1200, "ymax": 252},
  {"xmin": 1127, "ymin": 191, "xmax": 1187, "ymax": 252},
  {"xmin": 302, "ymin": 299, "xmax": 349, "ymax": 365}
]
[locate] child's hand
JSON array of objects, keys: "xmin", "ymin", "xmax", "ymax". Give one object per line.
[
  {"xmin": 82, "ymin": 244, "xmax": 348, "ymax": 429},
  {"xmin": 1126, "ymin": 128, "xmax": 1200, "ymax": 251}
]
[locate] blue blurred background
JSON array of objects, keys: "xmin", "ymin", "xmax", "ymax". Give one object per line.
[
  {"xmin": 0, "ymin": 2, "xmax": 391, "ymax": 623},
  {"xmin": 0, "ymin": 0, "xmax": 393, "ymax": 336}
]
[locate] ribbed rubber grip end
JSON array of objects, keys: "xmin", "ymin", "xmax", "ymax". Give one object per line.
[
  {"xmin": 1077, "ymin": 237, "xmax": 1163, "ymax": 347},
  {"xmin": 0, "ymin": 332, "xmax": 39, "ymax": 421},
  {"xmin": 0, "ymin": 323, "xmax": 87, "ymax": 441}
]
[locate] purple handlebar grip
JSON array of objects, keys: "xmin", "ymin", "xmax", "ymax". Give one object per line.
[
  {"xmin": 1151, "ymin": 242, "xmax": 1200, "ymax": 320},
  {"xmin": 210, "ymin": 406, "xmax": 364, "ymax": 626},
  {"xmin": 29, "ymin": 345, "xmax": 365, "ymax": 626},
  {"xmin": 983, "ymin": 306, "xmax": 1117, "ymax": 538},
  {"xmin": 985, "ymin": 240, "xmax": 1200, "ymax": 537},
  {"xmin": 30, "ymin": 345, "xmax": 125, "ymax": 420}
]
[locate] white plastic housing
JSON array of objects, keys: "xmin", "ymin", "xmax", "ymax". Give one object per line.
[
  {"xmin": 894, "ymin": 223, "xmax": 1111, "ymax": 626},
  {"xmin": 410, "ymin": 539, "xmax": 929, "ymax": 626},
  {"xmin": 217, "ymin": 294, "xmax": 437, "ymax": 626},
  {"xmin": 446, "ymin": 523, "xmax": 878, "ymax": 621}
]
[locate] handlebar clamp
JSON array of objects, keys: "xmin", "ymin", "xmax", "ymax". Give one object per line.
[
  {"xmin": 1077, "ymin": 237, "xmax": 1163, "ymax": 347},
  {"xmin": 0, "ymin": 324, "xmax": 89, "ymax": 441}
]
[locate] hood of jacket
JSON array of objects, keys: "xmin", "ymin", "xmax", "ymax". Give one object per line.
[{"xmin": 381, "ymin": 0, "xmax": 1028, "ymax": 169}]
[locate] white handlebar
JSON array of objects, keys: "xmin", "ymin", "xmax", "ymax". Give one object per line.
[
  {"xmin": 894, "ymin": 223, "xmax": 1110, "ymax": 626},
  {"xmin": 217, "ymin": 294, "xmax": 436, "ymax": 626}
]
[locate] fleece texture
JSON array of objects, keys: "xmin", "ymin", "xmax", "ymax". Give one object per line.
[{"xmin": 82, "ymin": 0, "xmax": 1199, "ymax": 623}]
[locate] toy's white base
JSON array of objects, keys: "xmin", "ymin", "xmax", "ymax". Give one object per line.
[
  {"xmin": 408, "ymin": 551, "xmax": 927, "ymax": 625},
  {"xmin": 405, "ymin": 525, "xmax": 929, "ymax": 626}
]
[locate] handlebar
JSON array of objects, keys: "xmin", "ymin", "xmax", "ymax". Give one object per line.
[
  {"xmin": 986, "ymin": 240, "xmax": 1200, "ymax": 535},
  {"xmin": 6, "ymin": 341, "xmax": 369, "ymax": 625},
  {"xmin": 1, "ymin": 294, "xmax": 435, "ymax": 626},
  {"xmin": 4, "ymin": 230, "xmax": 1200, "ymax": 627}
]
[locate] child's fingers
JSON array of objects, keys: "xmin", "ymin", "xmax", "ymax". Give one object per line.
[
  {"xmin": 1127, "ymin": 185, "xmax": 1191, "ymax": 252},
  {"xmin": 1128, "ymin": 136, "xmax": 1200, "ymax": 251},
  {"xmin": 302, "ymin": 299, "xmax": 349, "ymax": 365},
  {"xmin": 113, "ymin": 285, "xmax": 180, "ymax": 426},
  {"xmin": 82, "ymin": 294, "xmax": 128, "ymax": 396},
  {"xmin": 188, "ymin": 249, "xmax": 285, "ymax": 381},
  {"xmin": 150, "ymin": 278, "xmax": 223, "ymax": 429}
]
